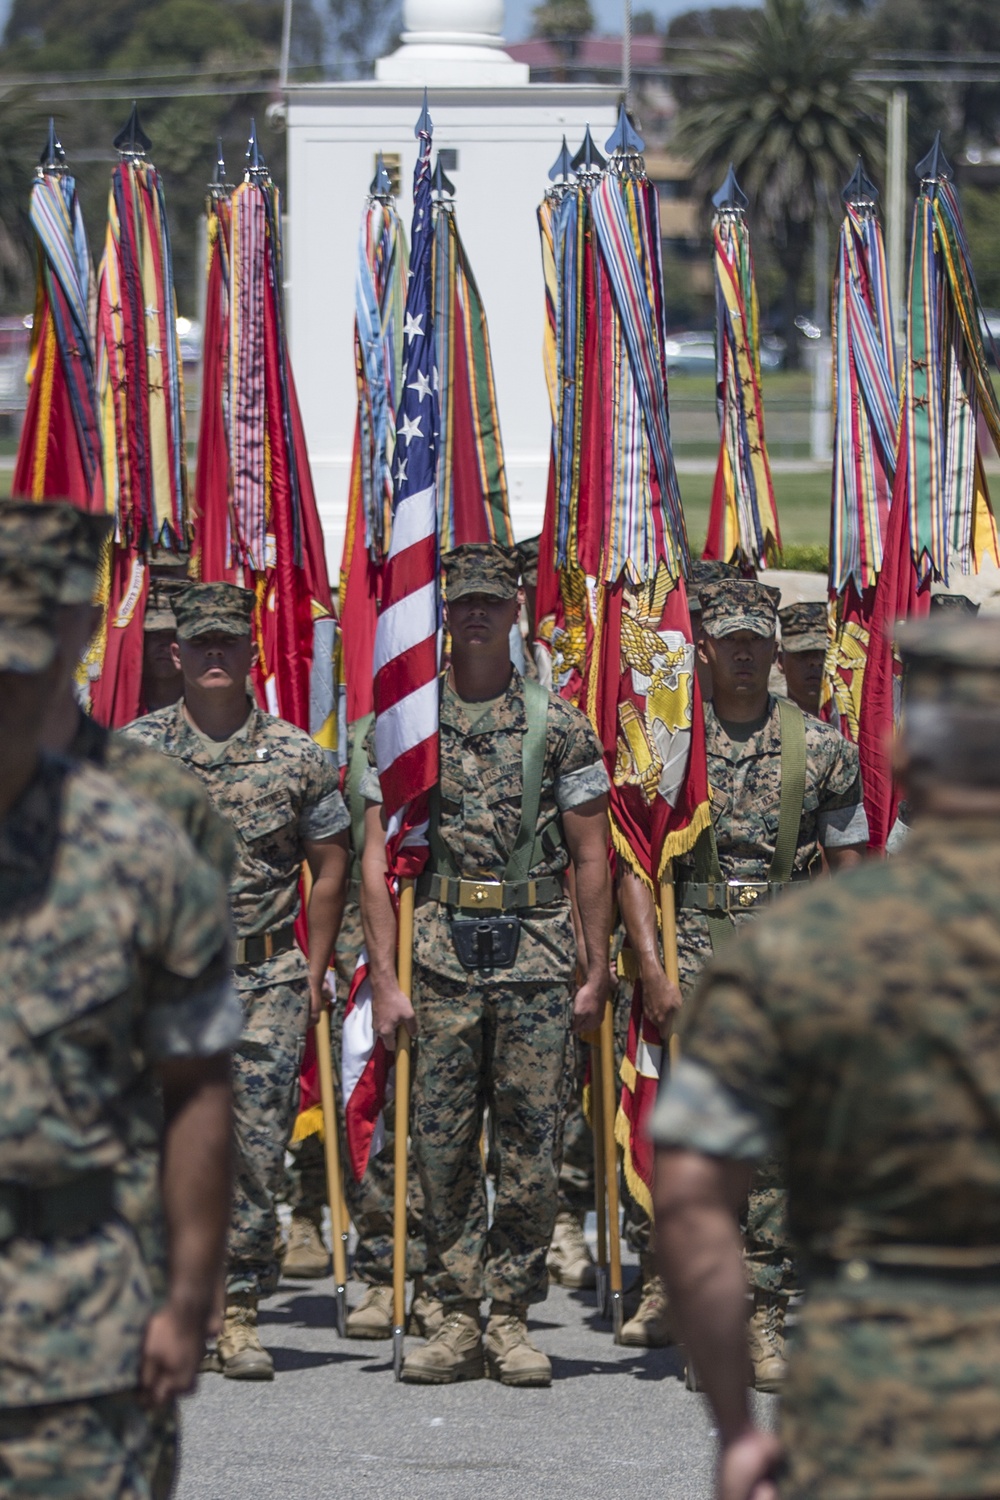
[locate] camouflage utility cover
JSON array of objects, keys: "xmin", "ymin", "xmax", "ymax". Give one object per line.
[
  {"xmin": 778, "ymin": 600, "xmax": 828, "ymax": 653},
  {"xmin": 443, "ymin": 542, "xmax": 520, "ymax": 601},
  {"xmin": 0, "ymin": 758, "xmax": 235, "ymax": 1406},
  {"xmin": 363, "ymin": 671, "xmax": 608, "ymax": 983},
  {"xmin": 124, "ymin": 700, "xmax": 348, "ymax": 937},
  {"xmin": 698, "ymin": 578, "xmax": 780, "ymax": 638},
  {"xmin": 0, "ymin": 501, "xmax": 111, "ymax": 607},
  {"xmin": 654, "ymin": 814, "xmax": 1000, "ymax": 1497},
  {"xmin": 171, "ymin": 581, "xmax": 255, "ymax": 640}
]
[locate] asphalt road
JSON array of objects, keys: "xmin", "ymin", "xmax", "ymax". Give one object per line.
[{"xmin": 176, "ymin": 1233, "xmax": 775, "ymax": 1500}]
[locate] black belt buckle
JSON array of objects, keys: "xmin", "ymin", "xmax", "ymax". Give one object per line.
[{"xmin": 449, "ymin": 914, "xmax": 521, "ymax": 972}]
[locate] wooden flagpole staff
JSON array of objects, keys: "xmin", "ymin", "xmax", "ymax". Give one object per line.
[
  {"xmin": 315, "ymin": 1009, "xmax": 349, "ymax": 1336},
  {"xmin": 393, "ymin": 876, "xmax": 415, "ymax": 1381},
  {"xmin": 659, "ymin": 862, "xmax": 682, "ymax": 1068},
  {"xmin": 598, "ymin": 1001, "xmax": 624, "ymax": 1341},
  {"xmin": 588, "ymin": 1033, "xmax": 608, "ymax": 1316},
  {"xmin": 302, "ymin": 861, "xmax": 350, "ymax": 1334}
]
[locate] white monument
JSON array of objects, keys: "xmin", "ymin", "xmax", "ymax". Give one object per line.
[{"xmin": 285, "ymin": 0, "xmax": 617, "ymax": 571}]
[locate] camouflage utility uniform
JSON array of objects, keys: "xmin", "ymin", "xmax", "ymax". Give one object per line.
[
  {"xmin": 0, "ymin": 758, "xmax": 235, "ymax": 1496},
  {"xmin": 363, "ymin": 671, "xmax": 609, "ymax": 1308},
  {"xmin": 125, "ymin": 697, "xmax": 348, "ymax": 1298},
  {"xmin": 654, "ymin": 813, "xmax": 1000, "ymax": 1499},
  {"xmin": 674, "ymin": 693, "xmax": 867, "ymax": 1303}
]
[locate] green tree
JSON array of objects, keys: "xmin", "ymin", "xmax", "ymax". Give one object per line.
[
  {"xmin": 867, "ymin": 0, "xmax": 1000, "ymax": 154},
  {"xmin": 531, "ymin": 0, "xmax": 593, "ymax": 54},
  {"xmin": 668, "ymin": 0, "xmax": 884, "ymax": 357},
  {"xmin": 962, "ymin": 185, "xmax": 1000, "ymax": 311},
  {"xmin": 0, "ymin": 0, "xmax": 319, "ymax": 314}
]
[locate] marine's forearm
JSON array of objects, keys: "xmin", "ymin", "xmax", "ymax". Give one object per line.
[{"xmin": 654, "ymin": 1147, "xmax": 754, "ymax": 1444}]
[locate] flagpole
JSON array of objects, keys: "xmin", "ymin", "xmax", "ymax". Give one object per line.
[
  {"xmin": 659, "ymin": 865, "xmax": 682, "ymax": 1069},
  {"xmin": 393, "ymin": 876, "xmax": 415, "ymax": 1381},
  {"xmin": 598, "ymin": 1003, "xmax": 624, "ymax": 1341},
  {"xmin": 315, "ymin": 1009, "xmax": 349, "ymax": 1335},
  {"xmin": 589, "ymin": 1032, "xmax": 609, "ymax": 1316}
]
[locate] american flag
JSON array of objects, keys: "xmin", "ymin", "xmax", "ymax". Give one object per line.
[
  {"xmin": 373, "ymin": 98, "xmax": 440, "ymax": 827},
  {"xmin": 343, "ymin": 98, "xmax": 440, "ymax": 1178}
]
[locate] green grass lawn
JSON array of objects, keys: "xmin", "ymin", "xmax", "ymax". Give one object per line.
[{"xmin": 679, "ymin": 468, "xmax": 833, "ymax": 556}]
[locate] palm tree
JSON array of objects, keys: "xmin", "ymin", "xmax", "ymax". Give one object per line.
[{"xmin": 669, "ymin": 0, "xmax": 884, "ymax": 357}]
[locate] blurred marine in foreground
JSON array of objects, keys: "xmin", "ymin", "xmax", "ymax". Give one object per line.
[
  {"xmin": 0, "ymin": 541, "xmax": 237, "ymax": 1498},
  {"xmin": 653, "ymin": 615, "xmax": 1000, "ymax": 1500}
]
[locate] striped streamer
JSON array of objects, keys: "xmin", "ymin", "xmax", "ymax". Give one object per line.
[
  {"xmin": 830, "ymin": 201, "xmax": 898, "ymax": 594},
  {"xmin": 355, "ymin": 198, "xmax": 407, "ymax": 562},
  {"xmin": 904, "ymin": 176, "xmax": 999, "ymax": 582},
  {"xmin": 96, "ymin": 158, "xmax": 188, "ymax": 548},
  {"xmin": 706, "ymin": 205, "xmax": 779, "ymax": 568},
  {"xmin": 590, "ymin": 171, "xmax": 687, "ymax": 581},
  {"xmin": 230, "ymin": 181, "xmax": 268, "ymax": 572},
  {"xmin": 552, "ymin": 185, "xmax": 585, "ymax": 568},
  {"xmin": 433, "ymin": 203, "xmax": 513, "ymax": 551},
  {"xmin": 15, "ymin": 168, "xmax": 100, "ymax": 503}
]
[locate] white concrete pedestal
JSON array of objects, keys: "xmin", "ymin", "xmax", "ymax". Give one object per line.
[{"xmin": 284, "ymin": 3, "xmax": 616, "ymax": 572}]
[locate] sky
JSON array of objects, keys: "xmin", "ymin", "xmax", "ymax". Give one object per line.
[{"xmin": 502, "ymin": 0, "xmax": 757, "ymax": 41}]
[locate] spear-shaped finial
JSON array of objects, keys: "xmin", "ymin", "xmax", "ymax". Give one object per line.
[
  {"xmin": 842, "ymin": 157, "xmax": 879, "ymax": 208},
  {"xmin": 246, "ymin": 118, "xmax": 268, "ymax": 178},
  {"xmin": 431, "ymin": 152, "xmax": 455, "ymax": 199},
  {"xmin": 38, "ymin": 118, "xmax": 67, "ymax": 173},
  {"xmin": 212, "ymin": 139, "xmax": 227, "ymax": 187},
  {"xmin": 113, "ymin": 102, "xmax": 151, "ymax": 158},
  {"xmin": 571, "ymin": 125, "xmax": 606, "ymax": 176},
  {"xmin": 605, "ymin": 102, "xmax": 644, "ymax": 157},
  {"xmin": 712, "ymin": 163, "xmax": 748, "ymax": 213},
  {"xmin": 415, "ymin": 88, "xmax": 432, "ymax": 139},
  {"xmin": 370, "ymin": 152, "xmax": 393, "ymax": 198},
  {"xmin": 548, "ymin": 135, "xmax": 574, "ymax": 185},
  {"xmin": 916, "ymin": 132, "xmax": 952, "ymax": 184}
]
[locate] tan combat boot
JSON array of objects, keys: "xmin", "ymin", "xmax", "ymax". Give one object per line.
[
  {"xmin": 401, "ymin": 1302, "xmax": 483, "ymax": 1384},
  {"xmin": 218, "ymin": 1293, "xmax": 274, "ymax": 1381},
  {"xmin": 282, "ymin": 1212, "xmax": 331, "ymax": 1279},
  {"xmin": 408, "ymin": 1278, "xmax": 446, "ymax": 1339},
  {"xmin": 546, "ymin": 1209, "xmax": 597, "ymax": 1290},
  {"xmin": 346, "ymin": 1284, "xmax": 393, "ymax": 1339},
  {"xmin": 747, "ymin": 1288, "xmax": 787, "ymax": 1392},
  {"xmin": 484, "ymin": 1302, "xmax": 552, "ymax": 1387},
  {"xmin": 619, "ymin": 1254, "xmax": 673, "ymax": 1347}
]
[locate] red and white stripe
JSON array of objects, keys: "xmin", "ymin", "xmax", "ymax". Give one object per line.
[
  {"xmin": 341, "ymin": 952, "xmax": 391, "ymax": 1180},
  {"xmin": 372, "ymin": 482, "xmax": 439, "ymax": 818}
]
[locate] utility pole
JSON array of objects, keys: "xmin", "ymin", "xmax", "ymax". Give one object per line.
[
  {"xmin": 810, "ymin": 209, "xmax": 832, "ymax": 462},
  {"xmin": 886, "ymin": 88, "xmax": 908, "ymax": 353},
  {"xmin": 279, "ymin": 0, "xmax": 294, "ymax": 92}
]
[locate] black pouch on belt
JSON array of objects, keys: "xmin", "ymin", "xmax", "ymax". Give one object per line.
[{"xmin": 449, "ymin": 914, "xmax": 521, "ymax": 972}]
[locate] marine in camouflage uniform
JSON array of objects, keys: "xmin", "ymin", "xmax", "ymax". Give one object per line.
[
  {"xmin": 124, "ymin": 582, "xmax": 350, "ymax": 1381},
  {"xmin": 673, "ymin": 579, "xmax": 868, "ymax": 1389},
  {"xmin": 285, "ymin": 712, "xmax": 432, "ymax": 1339},
  {"xmin": 0, "ymin": 549, "xmax": 237, "ymax": 1500},
  {"xmin": 362, "ymin": 544, "xmax": 611, "ymax": 1387},
  {"xmin": 3, "ymin": 501, "xmax": 234, "ymax": 1496},
  {"xmin": 777, "ymin": 599, "xmax": 828, "ymax": 718},
  {"xmin": 653, "ymin": 614, "xmax": 1000, "ymax": 1500},
  {"xmin": 141, "ymin": 572, "xmax": 188, "ymax": 713}
]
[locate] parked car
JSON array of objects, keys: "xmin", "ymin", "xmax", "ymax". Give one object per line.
[
  {"xmin": 0, "ymin": 316, "xmax": 31, "ymax": 416},
  {"xmin": 665, "ymin": 328, "xmax": 785, "ymax": 375}
]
